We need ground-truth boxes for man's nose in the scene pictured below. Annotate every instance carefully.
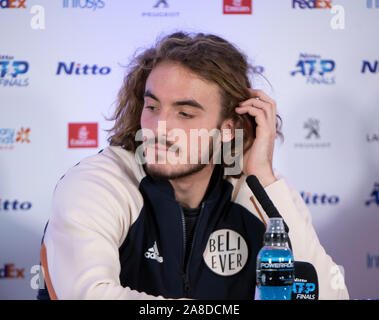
[152,110,174,137]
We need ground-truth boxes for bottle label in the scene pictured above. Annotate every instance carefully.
[260,261,294,270]
[257,257,294,287]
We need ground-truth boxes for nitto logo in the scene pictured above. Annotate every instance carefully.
[301,192,340,205]
[0,199,32,211]
[0,0,26,9]
[365,183,379,206]
[63,0,105,10]
[367,0,379,8]
[292,0,332,9]
[56,62,111,75]
[367,253,379,268]
[291,53,335,85]
[0,264,24,279]
[361,61,378,74]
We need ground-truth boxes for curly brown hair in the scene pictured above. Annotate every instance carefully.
[107,31,282,177]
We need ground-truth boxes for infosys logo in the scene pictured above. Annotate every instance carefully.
[56,62,111,75]
[0,127,31,150]
[292,0,332,9]
[63,0,105,10]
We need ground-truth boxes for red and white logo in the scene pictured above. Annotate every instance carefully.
[68,123,98,148]
[223,0,252,14]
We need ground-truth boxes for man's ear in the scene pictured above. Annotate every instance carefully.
[220,118,235,143]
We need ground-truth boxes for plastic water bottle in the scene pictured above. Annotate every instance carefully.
[256,218,294,300]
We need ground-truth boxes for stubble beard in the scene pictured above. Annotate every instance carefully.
[144,137,217,181]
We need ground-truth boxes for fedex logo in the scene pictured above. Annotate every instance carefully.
[292,0,332,9]
[0,264,24,279]
[0,0,26,8]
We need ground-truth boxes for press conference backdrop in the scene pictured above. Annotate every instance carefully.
[0,0,378,300]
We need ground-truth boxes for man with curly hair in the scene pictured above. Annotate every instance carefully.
[38,32,348,300]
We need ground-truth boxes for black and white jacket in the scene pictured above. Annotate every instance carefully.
[38,146,349,299]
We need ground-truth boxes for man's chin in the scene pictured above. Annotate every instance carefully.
[145,163,207,181]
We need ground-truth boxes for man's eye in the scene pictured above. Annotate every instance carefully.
[179,112,194,119]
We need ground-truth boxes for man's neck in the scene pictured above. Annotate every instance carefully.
[169,164,215,209]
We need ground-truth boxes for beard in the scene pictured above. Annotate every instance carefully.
[141,122,224,181]
[144,133,219,181]
[145,162,208,181]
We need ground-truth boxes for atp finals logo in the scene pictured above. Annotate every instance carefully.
[291,53,336,85]
[0,55,29,87]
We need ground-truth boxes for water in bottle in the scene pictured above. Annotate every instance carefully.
[256,218,294,300]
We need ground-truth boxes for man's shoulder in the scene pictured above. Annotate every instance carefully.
[57,146,146,191]
[49,147,145,245]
